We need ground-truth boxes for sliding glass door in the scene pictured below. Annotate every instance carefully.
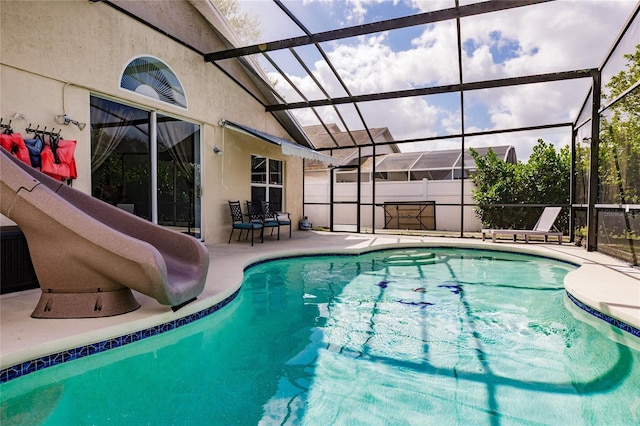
[157,114,201,236]
[90,96,201,238]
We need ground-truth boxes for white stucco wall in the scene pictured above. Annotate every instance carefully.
[0,0,304,243]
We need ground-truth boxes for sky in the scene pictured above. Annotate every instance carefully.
[232,0,639,161]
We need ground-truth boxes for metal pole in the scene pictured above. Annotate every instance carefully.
[371,144,376,234]
[586,70,601,251]
[356,146,361,233]
[569,127,576,242]
[330,166,335,232]
[150,112,158,224]
[456,1,465,237]
[302,158,306,219]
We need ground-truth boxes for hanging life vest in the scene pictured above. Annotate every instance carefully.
[0,133,32,166]
[24,135,44,168]
[41,137,77,183]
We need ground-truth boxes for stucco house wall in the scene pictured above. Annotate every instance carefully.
[0,0,304,243]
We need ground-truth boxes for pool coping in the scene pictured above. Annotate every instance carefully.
[1,233,639,383]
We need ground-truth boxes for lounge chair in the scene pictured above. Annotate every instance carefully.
[228,200,263,246]
[262,201,291,238]
[481,207,563,244]
[246,200,280,240]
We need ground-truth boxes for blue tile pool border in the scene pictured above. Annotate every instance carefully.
[0,288,241,384]
[566,291,640,338]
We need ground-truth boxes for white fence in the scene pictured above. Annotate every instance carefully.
[303,179,482,232]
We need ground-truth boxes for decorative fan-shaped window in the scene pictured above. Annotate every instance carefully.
[120,56,187,108]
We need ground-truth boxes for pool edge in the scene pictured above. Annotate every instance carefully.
[0,289,241,383]
[2,238,638,384]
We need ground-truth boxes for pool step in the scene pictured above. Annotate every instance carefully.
[384,251,448,265]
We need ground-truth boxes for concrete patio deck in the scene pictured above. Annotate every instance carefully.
[2,231,639,374]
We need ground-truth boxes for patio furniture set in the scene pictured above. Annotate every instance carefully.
[228,200,292,246]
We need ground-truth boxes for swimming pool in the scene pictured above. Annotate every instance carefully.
[1,248,639,425]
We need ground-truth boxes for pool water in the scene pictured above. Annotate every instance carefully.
[2,248,639,425]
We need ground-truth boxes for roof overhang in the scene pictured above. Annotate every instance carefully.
[220,120,340,166]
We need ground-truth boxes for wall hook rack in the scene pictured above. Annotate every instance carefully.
[25,124,62,138]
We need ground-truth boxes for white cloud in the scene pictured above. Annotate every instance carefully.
[361,96,442,138]
[460,1,635,75]
[463,45,501,81]
[263,0,636,160]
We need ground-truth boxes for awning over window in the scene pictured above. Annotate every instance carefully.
[220,120,340,166]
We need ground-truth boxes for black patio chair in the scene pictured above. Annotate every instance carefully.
[246,200,280,240]
[262,201,291,238]
[228,200,263,246]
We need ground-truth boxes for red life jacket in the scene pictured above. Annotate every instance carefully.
[41,138,77,182]
[0,133,31,166]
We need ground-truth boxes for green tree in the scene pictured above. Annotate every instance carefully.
[599,44,640,205]
[470,139,570,232]
[606,44,640,115]
[524,140,571,205]
[469,147,526,229]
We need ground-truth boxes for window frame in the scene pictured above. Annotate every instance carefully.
[119,55,188,109]
[251,155,285,210]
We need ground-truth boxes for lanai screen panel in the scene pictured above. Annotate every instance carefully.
[601,10,640,90]
[203,0,638,217]
[575,89,594,132]
[356,92,462,144]
[463,80,591,132]
[288,44,351,100]
[459,1,633,83]
[231,0,305,44]
[206,0,635,154]
[323,22,460,98]
[278,0,456,33]
[332,103,371,140]
[291,106,355,147]
[260,49,324,103]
